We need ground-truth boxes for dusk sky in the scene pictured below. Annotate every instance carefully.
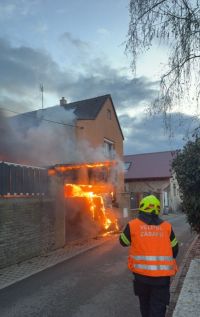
[0,0,198,155]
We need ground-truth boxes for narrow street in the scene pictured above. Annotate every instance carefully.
[0,213,194,317]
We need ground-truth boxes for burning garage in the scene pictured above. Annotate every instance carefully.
[49,160,120,241]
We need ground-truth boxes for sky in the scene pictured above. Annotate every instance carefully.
[0,0,198,156]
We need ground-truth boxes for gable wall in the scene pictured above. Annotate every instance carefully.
[76,98,123,158]
[75,98,124,209]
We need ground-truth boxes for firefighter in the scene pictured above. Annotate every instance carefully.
[119,195,178,317]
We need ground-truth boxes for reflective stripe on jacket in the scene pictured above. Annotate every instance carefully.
[128,218,178,277]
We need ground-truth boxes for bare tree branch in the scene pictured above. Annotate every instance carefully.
[126,0,200,131]
[138,0,168,19]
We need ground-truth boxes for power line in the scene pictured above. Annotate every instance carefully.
[42,118,83,129]
[0,107,84,129]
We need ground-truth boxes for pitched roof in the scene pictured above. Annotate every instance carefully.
[66,94,109,119]
[10,94,124,138]
[124,151,176,180]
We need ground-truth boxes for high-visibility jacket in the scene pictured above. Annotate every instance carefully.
[128,218,178,277]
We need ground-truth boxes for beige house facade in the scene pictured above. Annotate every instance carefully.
[75,96,123,160]
[73,95,124,205]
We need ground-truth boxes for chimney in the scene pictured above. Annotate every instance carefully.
[60,97,67,106]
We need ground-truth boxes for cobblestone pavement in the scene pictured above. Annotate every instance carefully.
[0,234,117,290]
[167,234,200,317]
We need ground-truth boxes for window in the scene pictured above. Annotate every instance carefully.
[124,162,132,172]
[103,139,115,158]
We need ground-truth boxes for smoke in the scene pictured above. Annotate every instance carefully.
[0,108,124,241]
[0,107,80,165]
[0,107,124,170]
[0,109,24,162]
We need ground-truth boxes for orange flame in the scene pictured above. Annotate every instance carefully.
[48,161,119,233]
[64,183,118,231]
[48,160,116,175]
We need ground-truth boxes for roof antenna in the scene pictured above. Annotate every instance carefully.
[40,84,44,109]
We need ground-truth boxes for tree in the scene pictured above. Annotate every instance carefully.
[172,135,200,233]
[126,0,200,118]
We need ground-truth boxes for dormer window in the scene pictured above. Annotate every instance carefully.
[124,162,132,172]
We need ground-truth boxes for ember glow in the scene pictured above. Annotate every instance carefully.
[64,183,118,231]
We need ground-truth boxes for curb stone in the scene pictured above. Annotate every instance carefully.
[166,234,200,317]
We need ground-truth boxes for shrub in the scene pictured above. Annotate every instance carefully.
[172,136,200,233]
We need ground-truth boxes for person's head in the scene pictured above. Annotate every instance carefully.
[139,195,160,215]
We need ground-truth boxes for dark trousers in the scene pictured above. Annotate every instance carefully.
[133,280,170,317]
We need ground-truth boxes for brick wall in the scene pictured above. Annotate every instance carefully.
[0,196,65,269]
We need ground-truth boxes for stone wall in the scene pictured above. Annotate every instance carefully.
[0,196,65,269]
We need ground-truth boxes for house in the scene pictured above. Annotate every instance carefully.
[124,151,181,213]
[10,94,124,205]
[0,95,125,268]
[11,94,124,160]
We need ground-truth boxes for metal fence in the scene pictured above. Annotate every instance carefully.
[0,161,49,196]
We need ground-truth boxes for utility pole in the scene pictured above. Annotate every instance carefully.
[40,84,44,109]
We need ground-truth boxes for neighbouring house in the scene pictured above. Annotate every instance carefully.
[123,151,181,214]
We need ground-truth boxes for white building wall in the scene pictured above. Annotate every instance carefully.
[169,174,182,212]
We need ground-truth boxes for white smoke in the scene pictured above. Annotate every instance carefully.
[1,106,124,170]
[1,106,77,165]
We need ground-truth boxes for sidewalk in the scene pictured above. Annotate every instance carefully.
[0,234,116,290]
[167,234,200,317]
[173,258,200,317]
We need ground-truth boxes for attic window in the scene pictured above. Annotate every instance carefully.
[107,109,111,120]
[124,162,132,172]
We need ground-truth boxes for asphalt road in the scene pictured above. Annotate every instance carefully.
[0,213,194,317]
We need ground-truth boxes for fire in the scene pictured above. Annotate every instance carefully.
[49,161,119,234]
[64,183,119,232]
[48,160,117,175]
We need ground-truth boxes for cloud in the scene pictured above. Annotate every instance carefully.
[0,3,16,18]
[1,37,199,157]
[61,32,90,51]
[97,28,110,36]
[0,38,60,92]
[0,95,36,114]
[0,38,71,112]
[34,22,48,34]
[120,112,200,154]
[0,1,38,18]
[66,61,157,105]
[0,37,158,116]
